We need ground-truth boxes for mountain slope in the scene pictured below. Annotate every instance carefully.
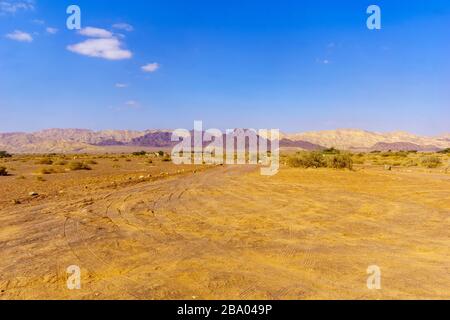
[0,128,449,153]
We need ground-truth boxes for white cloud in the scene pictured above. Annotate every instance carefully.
[141,62,160,73]
[67,38,132,60]
[115,83,129,88]
[78,27,113,38]
[5,30,32,42]
[112,23,134,32]
[46,27,58,34]
[68,26,132,61]
[0,0,34,14]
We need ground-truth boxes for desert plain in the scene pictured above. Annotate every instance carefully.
[0,151,449,299]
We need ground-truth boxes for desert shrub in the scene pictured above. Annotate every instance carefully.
[54,160,68,166]
[36,167,55,175]
[36,158,53,165]
[0,166,8,176]
[0,151,12,158]
[84,160,98,165]
[162,155,172,162]
[112,158,119,162]
[132,151,147,156]
[326,153,353,170]
[126,159,132,162]
[36,176,46,182]
[438,148,450,154]
[147,159,153,164]
[112,164,121,169]
[158,151,165,157]
[288,152,326,168]
[322,147,341,155]
[403,159,418,167]
[68,161,92,171]
[421,156,442,168]
[393,151,409,158]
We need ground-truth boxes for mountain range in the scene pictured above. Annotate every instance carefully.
[0,128,449,153]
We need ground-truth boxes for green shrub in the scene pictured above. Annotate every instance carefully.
[326,153,353,170]
[421,156,442,168]
[0,151,12,158]
[132,151,147,156]
[288,152,326,168]
[0,166,8,176]
[68,161,92,171]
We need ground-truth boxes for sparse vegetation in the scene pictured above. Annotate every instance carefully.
[288,152,326,168]
[132,151,147,156]
[68,161,92,171]
[54,160,68,166]
[0,166,8,176]
[326,153,353,170]
[0,151,12,158]
[322,147,340,155]
[438,148,450,154]
[35,158,53,165]
[421,156,442,168]
[36,167,56,175]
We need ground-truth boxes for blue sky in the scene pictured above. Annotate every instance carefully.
[0,0,449,135]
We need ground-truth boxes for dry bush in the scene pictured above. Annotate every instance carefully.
[0,166,8,176]
[36,158,53,165]
[421,156,442,168]
[54,160,68,166]
[327,153,353,170]
[288,151,353,170]
[36,167,56,175]
[0,151,12,158]
[68,161,92,171]
[288,152,326,168]
[132,151,147,156]
[84,160,98,165]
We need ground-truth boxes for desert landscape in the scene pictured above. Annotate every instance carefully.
[2,0,450,303]
[1,138,449,299]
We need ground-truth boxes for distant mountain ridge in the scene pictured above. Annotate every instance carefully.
[0,128,448,153]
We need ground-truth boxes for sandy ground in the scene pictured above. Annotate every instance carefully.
[0,160,449,299]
